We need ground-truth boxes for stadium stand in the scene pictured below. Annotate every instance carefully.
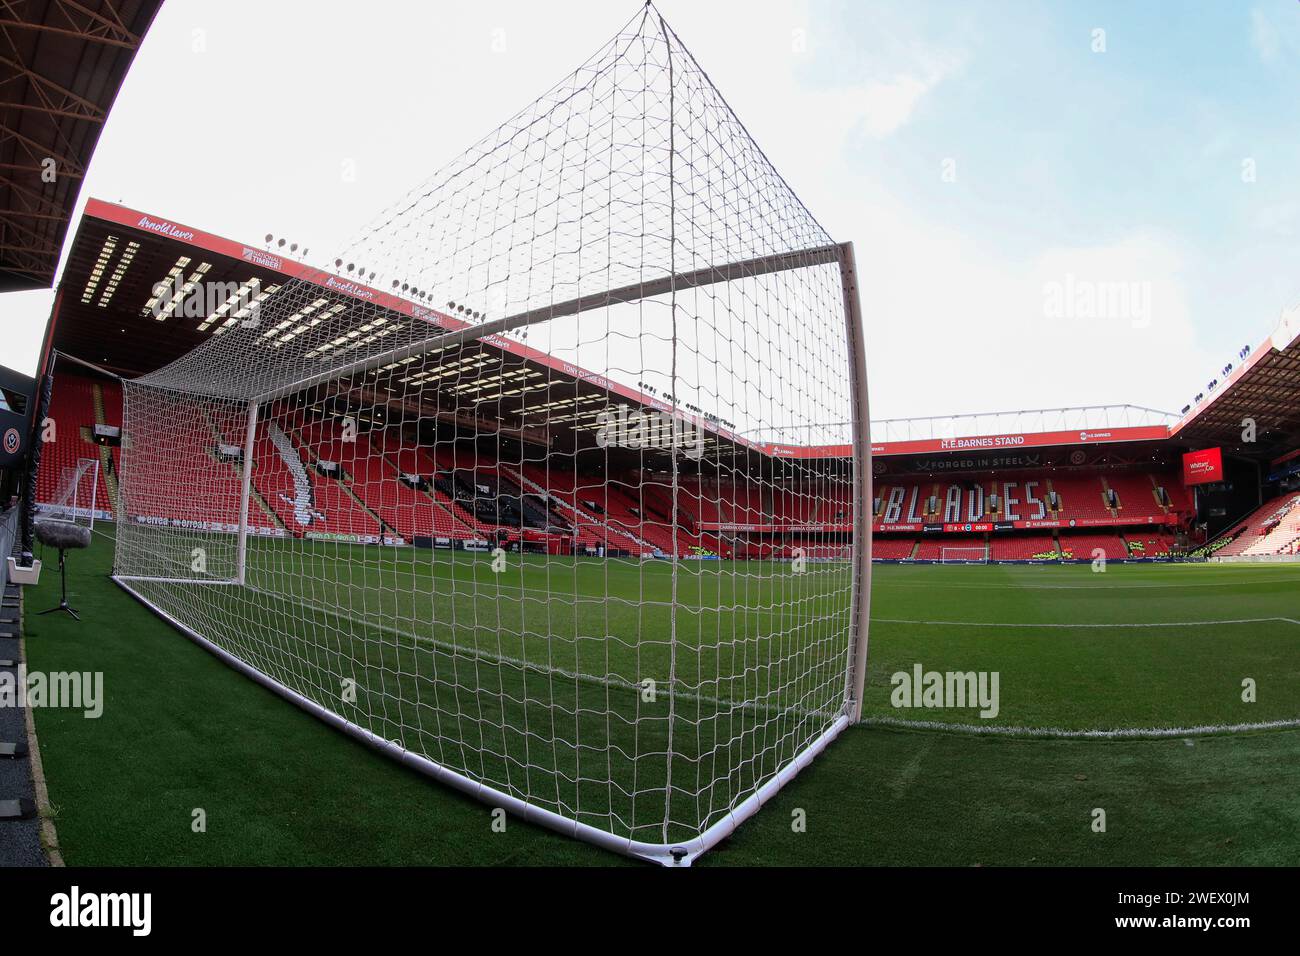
[1058,532,1128,560]
[117,392,271,530]
[36,372,112,516]
[989,535,1058,560]
[372,431,485,537]
[1105,473,1170,519]
[515,464,644,552]
[872,537,916,560]
[873,472,1188,527]
[1126,532,1178,557]
[38,373,1210,560]
[1212,493,1300,557]
[914,536,984,560]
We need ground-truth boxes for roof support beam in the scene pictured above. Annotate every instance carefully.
[0,174,64,216]
[0,53,109,122]
[0,121,88,177]
[0,0,141,50]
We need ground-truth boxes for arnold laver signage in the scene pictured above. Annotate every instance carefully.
[322,276,377,300]
[135,215,195,242]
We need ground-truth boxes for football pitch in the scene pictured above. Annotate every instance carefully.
[20,526,1300,865]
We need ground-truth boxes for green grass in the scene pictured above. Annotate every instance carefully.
[22,526,1300,865]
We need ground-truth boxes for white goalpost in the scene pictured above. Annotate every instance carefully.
[941,546,987,564]
[111,3,869,865]
[44,457,100,530]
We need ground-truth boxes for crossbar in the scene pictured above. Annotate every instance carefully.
[253,243,843,404]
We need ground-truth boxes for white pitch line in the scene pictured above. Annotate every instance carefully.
[879,576,1300,590]
[861,715,1300,739]
[871,616,1300,629]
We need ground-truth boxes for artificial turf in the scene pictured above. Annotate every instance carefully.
[21,526,1300,865]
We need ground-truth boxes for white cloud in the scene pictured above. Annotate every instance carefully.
[846,187,1214,420]
[1251,7,1281,63]
[849,57,958,139]
[1250,5,1300,66]
[806,28,964,140]
[0,289,55,375]
[1252,198,1300,237]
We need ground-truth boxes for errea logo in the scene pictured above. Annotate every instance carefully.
[50,886,151,936]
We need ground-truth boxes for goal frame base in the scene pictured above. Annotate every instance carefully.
[111,573,853,866]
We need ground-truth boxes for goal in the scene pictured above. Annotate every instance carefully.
[941,546,987,564]
[112,3,869,865]
[43,457,100,529]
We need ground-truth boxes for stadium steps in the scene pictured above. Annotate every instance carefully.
[431,472,491,532]
[90,382,121,518]
[376,451,477,536]
[908,540,919,560]
[504,465,650,552]
[1098,476,1119,518]
[287,425,392,537]
[96,445,120,519]
[195,407,284,531]
[248,486,285,530]
[1148,473,1171,515]
[222,411,286,530]
[336,479,391,536]
[268,423,316,525]
[371,436,486,536]
[91,381,105,427]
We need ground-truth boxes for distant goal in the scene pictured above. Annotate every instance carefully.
[941,546,987,564]
[42,457,100,530]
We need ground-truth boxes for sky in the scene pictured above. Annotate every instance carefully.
[3,0,1299,428]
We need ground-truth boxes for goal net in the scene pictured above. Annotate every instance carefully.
[941,546,987,564]
[43,457,100,529]
[112,3,868,865]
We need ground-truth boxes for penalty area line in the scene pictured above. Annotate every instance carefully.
[872,616,1300,629]
[861,715,1300,739]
